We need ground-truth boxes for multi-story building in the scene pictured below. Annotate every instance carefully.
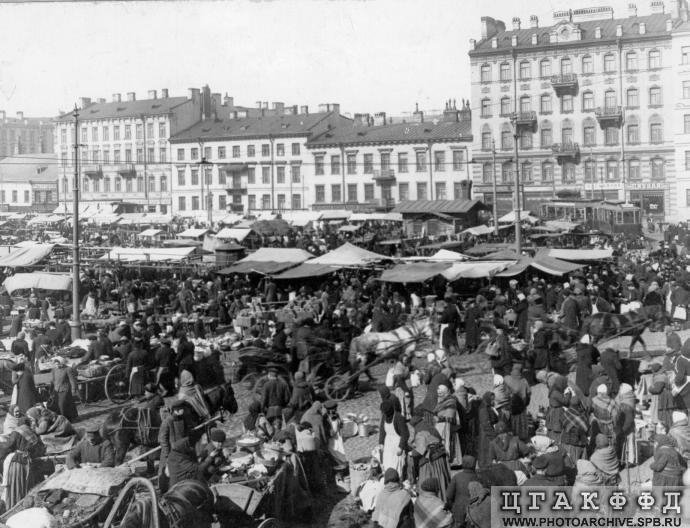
[168,105,350,216]
[469,2,683,221]
[53,86,214,214]
[671,2,690,220]
[305,104,473,210]
[0,153,58,212]
[0,111,54,158]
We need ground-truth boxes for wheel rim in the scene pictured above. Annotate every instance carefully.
[240,373,257,391]
[105,364,129,403]
[257,518,277,528]
[325,374,351,401]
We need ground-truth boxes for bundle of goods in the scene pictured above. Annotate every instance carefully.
[77,361,108,379]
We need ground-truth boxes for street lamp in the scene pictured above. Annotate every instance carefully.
[70,105,81,341]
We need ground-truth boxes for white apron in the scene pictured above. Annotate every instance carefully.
[327,418,347,466]
[381,420,405,476]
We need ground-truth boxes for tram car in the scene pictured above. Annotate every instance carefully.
[540,199,642,235]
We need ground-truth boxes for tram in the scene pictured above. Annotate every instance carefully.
[539,199,642,235]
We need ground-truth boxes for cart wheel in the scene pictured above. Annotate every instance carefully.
[257,518,278,528]
[324,374,352,401]
[240,373,258,392]
[309,361,333,386]
[105,364,129,404]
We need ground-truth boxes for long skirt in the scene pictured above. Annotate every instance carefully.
[129,366,146,397]
[298,450,323,494]
[562,443,586,467]
[2,453,37,510]
[510,411,530,441]
[418,453,451,502]
[436,420,462,468]
[652,472,683,487]
[57,390,78,422]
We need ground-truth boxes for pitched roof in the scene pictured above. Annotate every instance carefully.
[307,120,471,148]
[0,154,58,183]
[393,199,486,215]
[470,13,672,55]
[55,97,190,122]
[169,112,337,143]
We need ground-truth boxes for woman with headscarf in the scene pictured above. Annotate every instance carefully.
[418,366,451,425]
[492,374,511,426]
[3,405,23,435]
[378,399,409,476]
[301,401,331,490]
[615,383,637,465]
[650,434,686,487]
[177,370,210,422]
[465,482,491,528]
[392,366,413,420]
[410,415,451,502]
[0,416,47,509]
[243,400,273,440]
[648,363,676,431]
[372,468,414,528]
[590,384,619,452]
[589,434,619,486]
[414,477,453,528]
[559,395,589,466]
[503,363,531,441]
[574,342,597,397]
[11,362,38,414]
[545,374,571,443]
[571,460,604,509]
[434,384,462,468]
[600,348,622,395]
[477,392,498,469]
[487,421,529,474]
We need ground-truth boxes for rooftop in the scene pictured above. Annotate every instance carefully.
[393,198,486,215]
[0,153,58,183]
[55,96,190,122]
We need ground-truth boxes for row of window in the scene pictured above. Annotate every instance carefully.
[480,118,664,150]
[174,165,303,187]
[61,122,168,146]
[0,190,31,204]
[62,174,168,194]
[479,50,662,83]
[176,142,301,162]
[482,87,662,119]
[313,150,466,176]
[177,194,228,211]
[480,158,665,184]
[242,194,303,211]
[313,181,464,203]
[61,146,168,166]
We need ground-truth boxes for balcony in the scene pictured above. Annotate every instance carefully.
[82,164,103,178]
[113,164,137,178]
[228,203,244,213]
[512,111,537,132]
[551,142,580,162]
[227,186,248,195]
[550,73,578,96]
[373,169,396,184]
[594,106,623,129]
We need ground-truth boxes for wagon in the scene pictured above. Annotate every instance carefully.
[33,361,130,405]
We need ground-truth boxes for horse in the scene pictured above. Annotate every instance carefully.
[581,305,667,355]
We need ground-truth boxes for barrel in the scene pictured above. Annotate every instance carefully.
[349,457,370,497]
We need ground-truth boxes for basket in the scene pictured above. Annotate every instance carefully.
[348,458,370,497]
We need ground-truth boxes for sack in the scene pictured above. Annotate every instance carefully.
[385,368,395,388]
[674,306,687,321]
[484,338,500,358]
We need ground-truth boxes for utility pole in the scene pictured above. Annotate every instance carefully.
[511,49,522,255]
[71,105,81,341]
[491,139,498,235]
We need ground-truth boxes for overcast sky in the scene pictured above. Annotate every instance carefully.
[0,0,648,118]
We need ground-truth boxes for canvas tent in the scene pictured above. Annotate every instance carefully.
[216,228,252,242]
[274,243,386,279]
[178,228,211,240]
[99,247,199,263]
[3,272,71,294]
[219,248,313,275]
[496,255,583,277]
[0,244,55,268]
[441,261,513,281]
[378,262,452,283]
[544,248,614,261]
[498,211,540,224]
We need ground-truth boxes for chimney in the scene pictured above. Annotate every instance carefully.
[412,103,424,123]
[628,3,638,16]
[148,90,157,100]
[327,103,340,114]
[480,16,505,39]
[160,88,168,98]
[354,113,370,127]
[223,94,234,107]
[512,17,521,30]
[126,92,135,102]
[595,26,602,38]
[469,38,477,49]
[112,93,121,103]
[286,105,298,115]
[616,24,623,36]
[300,105,309,114]
[491,37,498,48]
[188,88,200,102]
[16,111,23,120]
[442,100,460,122]
[373,112,387,126]
[79,97,91,108]
[318,104,329,113]
[201,85,212,120]
[529,15,539,28]
[531,33,538,44]
[272,102,285,114]
[459,100,472,123]
[97,98,106,104]
[640,22,646,33]
[211,93,222,110]
[651,0,665,14]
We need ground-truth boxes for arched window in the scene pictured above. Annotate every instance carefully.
[562,162,576,184]
[521,161,533,182]
[560,57,572,75]
[540,94,552,113]
[481,124,492,150]
[651,157,665,179]
[482,162,493,183]
[93,178,100,193]
[160,175,167,192]
[625,51,638,71]
[480,64,491,83]
[540,58,551,78]
[519,129,532,149]
[603,53,616,73]
[125,178,133,193]
[136,176,144,192]
[500,97,512,116]
[649,86,662,106]
[103,176,110,192]
[627,88,639,108]
[650,115,663,144]
[584,159,596,183]
[541,161,554,183]
[583,118,596,146]
[519,95,531,113]
[115,176,122,192]
[500,62,511,81]
[540,121,552,147]
[501,161,513,183]
[582,91,594,111]
[604,89,617,109]
[649,49,662,69]
[148,175,156,192]
[628,158,641,180]
[519,60,531,80]
[581,55,593,74]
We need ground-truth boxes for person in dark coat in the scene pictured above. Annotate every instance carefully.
[10,332,29,357]
[166,434,216,487]
[514,293,529,340]
[674,339,690,411]
[50,356,78,422]
[261,365,291,419]
[11,363,38,413]
[545,375,571,442]
[476,392,498,469]
[126,338,148,397]
[528,320,550,384]
[445,455,480,528]
[465,482,491,528]
[600,347,622,395]
[463,299,482,354]
[155,336,176,394]
[575,342,599,397]
[66,423,115,468]
[650,435,686,487]
[440,295,461,355]
[503,363,531,441]
[559,290,580,336]
[522,455,555,486]
[158,400,195,493]
[419,366,451,424]
[30,328,52,367]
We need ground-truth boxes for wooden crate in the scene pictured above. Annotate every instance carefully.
[212,483,265,516]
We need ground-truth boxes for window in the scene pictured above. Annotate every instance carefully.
[10,190,17,203]
[651,157,665,179]
[291,194,301,209]
[178,197,186,211]
[331,184,342,202]
[628,159,641,180]
[247,145,255,157]
[561,95,573,113]
[261,166,270,184]
[115,177,122,192]
[82,150,88,163]
[158,174,166,192]
[605,127,618,145]
[562,163,576,184]
[146,122,154,139]
[218,169,226,186]
[81,127,87,142]
[480,163,492,184]
[89,127,97,142]
[125,149,132,162]
[627,124,639,144]
[560,57,572,75]
[136,148,143,163]
[416,182,427,200]
[540,125,552,148]
[685,115,690,134]
[291,164,300,183]
[603,53,616,73]
[347,184,358,202]
[364,153,374,173]
[398,153,408,173]
[500,62,511,81]
[519,96,531,113]
[276,166,285,184]
[684,81,690,99]
[606,160,618,181]
[276,194,286,210]
[683,47,690,65]
[650,121,663,144]
[113,126,120,141]
[125,178,133,193]
[398,182,409,201]
[261,144,270,156]
[686,189,690,207]
[521,162,533,183]
[190,148,199,161]
[604,90,617,109]
[584,160,595,183]
[276,143,285,156]
[331,155,340,175]
[500,97,512,116]
[582,91,594,111]
[540,59,551,78]
[501,161,513,183]
[102,176,110,192]
[261,194,270,210]
[291,143,300,155]
[381,152,391,171]
[315,185,325,203]
[583,124,596,146]
[435,182,447,200]
[582,55,593,74]
[519,129,532,149]
[649,87,662,106]
[159,148,166,163]
[92,149,99,163]
[137,176,144,192]
[627,88,639,108]
[176,149,184,161]
[248,195,256,210]
[201,147,210,161]
[626,52,638,71]
[192,196,200,210]
[649,49,661,69]
[481,131,492,151]
[480,64,491,83]
[452,150,464,170]
[191,168,199,185]
[228,145,238,158]
[315,155,324,175]
[159,122,166,138]
[102,126,109,142]
[501,129,512,150]
[216,146,226,159]
[219,194,226,210]
[147,147,154,162]
[519,61,531,80]
[540,94,552,114]
[60,129,66,144]
[541,162,553,183]
[247,167,255,184]
[364,183,374,201]
[136,124,143,140]
[434,151,445,171]
[415,151,426,172]
[177,168,185,186]
[561,125,573,144]
[480,99,491,118]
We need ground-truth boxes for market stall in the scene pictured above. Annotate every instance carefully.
[274,242,386,280]
[219,248,314,276]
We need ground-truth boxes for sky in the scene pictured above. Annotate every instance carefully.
[0,0,652,118]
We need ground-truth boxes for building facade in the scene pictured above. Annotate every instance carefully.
[304,105,473,211]
[0,111,54,158]
[168,105,350,216]
[672,7,690,221]
[0,153,58,212]
[469,2,683,221]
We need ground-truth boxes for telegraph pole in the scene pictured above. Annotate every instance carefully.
[71,105,81,341]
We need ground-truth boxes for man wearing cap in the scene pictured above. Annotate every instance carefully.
[445,455,479,528]
[166,431,218,487]
[523,455,555,486]
[31,327,52,369]
[558,287,580,338]
[126,336,148,397]
[10,332,28,358]
[66,423,115,469]
[261,365,291,419]
[158,400,194,493]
